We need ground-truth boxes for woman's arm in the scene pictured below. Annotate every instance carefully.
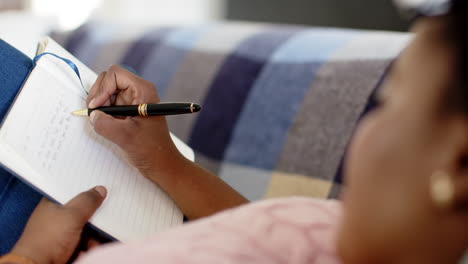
[147,155,248,220]
[87,65,248,220]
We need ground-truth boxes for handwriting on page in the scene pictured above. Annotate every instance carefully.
[37,93,71,171]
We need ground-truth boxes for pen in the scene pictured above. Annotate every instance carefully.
[71,102,201,117]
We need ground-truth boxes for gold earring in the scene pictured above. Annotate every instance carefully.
[430,170,455,210]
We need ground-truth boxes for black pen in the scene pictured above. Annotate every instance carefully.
[71,102,201,117]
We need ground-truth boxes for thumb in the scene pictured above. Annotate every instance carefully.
[90,110,134,147]
[64,186,107,225]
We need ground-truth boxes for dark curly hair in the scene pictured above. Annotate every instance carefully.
[443,0,468,113]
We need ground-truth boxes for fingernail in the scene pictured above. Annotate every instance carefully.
[88,98,96,108]
[90,111,97,126]
[95,186,107,198]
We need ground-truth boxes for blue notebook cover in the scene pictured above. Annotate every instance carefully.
[0,39,32,122]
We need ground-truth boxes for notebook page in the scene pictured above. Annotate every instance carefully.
[37,37,98,93]
[0,53,184,241]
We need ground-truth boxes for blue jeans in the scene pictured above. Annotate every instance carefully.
[0,40,42,255]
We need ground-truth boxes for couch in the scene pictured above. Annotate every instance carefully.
[51,21,411,201]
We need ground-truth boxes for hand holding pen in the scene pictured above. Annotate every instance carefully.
[80,65,201,118]
[84,65,195,181]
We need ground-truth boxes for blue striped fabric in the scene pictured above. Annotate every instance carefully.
[224,29,359,170]
[190,29,299,161]
[121,28,174,75]
[55,22,410,201]
[140,27,211,97]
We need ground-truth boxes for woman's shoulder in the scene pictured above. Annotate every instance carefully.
[76,198,343,264]
[228,196,342,219]
[210,197,343,233]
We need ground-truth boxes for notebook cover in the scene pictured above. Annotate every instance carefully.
[0,39,32,122]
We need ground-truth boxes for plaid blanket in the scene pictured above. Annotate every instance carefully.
[55,22,411,201]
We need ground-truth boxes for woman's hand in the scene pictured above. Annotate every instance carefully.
[87,65,248,220]
[10,186,106,264]
[86,65,184,180]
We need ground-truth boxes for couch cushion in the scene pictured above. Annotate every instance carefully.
[55,22,411,200]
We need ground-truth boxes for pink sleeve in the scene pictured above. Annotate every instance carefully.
[75,198,343,264]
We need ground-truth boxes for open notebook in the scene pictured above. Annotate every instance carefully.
[0,37,193,241]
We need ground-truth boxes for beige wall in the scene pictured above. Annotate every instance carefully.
[0,0,27,10]
[94,0,226,25]
[25,0,226,30]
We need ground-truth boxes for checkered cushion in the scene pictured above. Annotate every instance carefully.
[54,22,410,200]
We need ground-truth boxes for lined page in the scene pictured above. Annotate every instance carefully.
[0,50,186,241]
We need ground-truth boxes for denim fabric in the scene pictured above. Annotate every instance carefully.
[0,39,42,255]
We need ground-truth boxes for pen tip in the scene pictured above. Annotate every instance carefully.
[193,104,201,113]
[71,109,88,116]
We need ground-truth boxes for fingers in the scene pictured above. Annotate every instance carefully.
[90,110,135,148]
[64,186,107,225]
[88,65,137,109]
[87,71,106,107]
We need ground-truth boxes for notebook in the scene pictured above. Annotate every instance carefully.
[0,37,193,241]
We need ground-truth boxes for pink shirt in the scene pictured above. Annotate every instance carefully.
[76,198,342,264]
